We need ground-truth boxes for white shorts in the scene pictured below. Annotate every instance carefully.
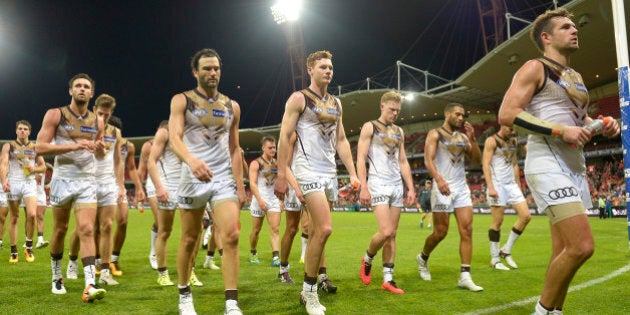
[487,181,525,207]
[7,180,38,201]
[49,178,97,207]
[297,175,338,202]
[284,187,302,212]
[97,180,119,207]
[177,179,238,210]
[368,180,404,207]
[37,188,47,207]
[250,196,281,217]
[145,179,156,199]
[525,172,591,213]
[0,192,7,207]
[158,187,179,211]
[431,181,472,212]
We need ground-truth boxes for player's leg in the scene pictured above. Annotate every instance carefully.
[488,206,508,270]
[454,206,483,291]
[156,208,176,286]
[111,199,129,275]
[266,209,281,266]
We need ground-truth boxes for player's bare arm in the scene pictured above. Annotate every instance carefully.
[147,127,169,203]
[398,128,416,205]
[228,100,246,205]
[274,92,304,199]
[35,108,94,156]
[356,122,373,205]
[499,60,592,146]
[482,136,498,199]
[425,129,449,196]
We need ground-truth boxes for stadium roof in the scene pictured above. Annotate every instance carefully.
[127,0,626,152]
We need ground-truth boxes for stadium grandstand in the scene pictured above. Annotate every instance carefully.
[26,0,627,217]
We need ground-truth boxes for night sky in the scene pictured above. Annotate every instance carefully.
[0,0,558,139]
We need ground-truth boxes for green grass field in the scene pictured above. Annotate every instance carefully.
[0,209,629,314]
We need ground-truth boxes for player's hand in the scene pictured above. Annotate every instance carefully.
[76,139,95,152]
[259,200,268,212]
[236,186,246,207]
[2,180,9,192]
[359,187,371,206]
[601,117,620,138]
[349,176,361,191]
[562,126,592,146]
[156,186,169,203]
[405,189,416,206]
[488,187,498,200]
[295,188,305,203]
[135,188,146,205]
[437,178,450,196]
[464,121,476,140]
[274,177,288,201]
[117,186,125,204]
[188,157,213,182]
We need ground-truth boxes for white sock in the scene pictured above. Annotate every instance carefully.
[150,229,158,256]
[84,264,96,287]
[226,299,238,309]
[111,254,119,263]
[300,236,307,258]
[502,230,521,254]
[280,264,289,274]
[302,281,316,293]
[51,257,63,281]
[38,235,44,243]
[383,266,393,283]
[363,252,373,265]
[490,241,500,262]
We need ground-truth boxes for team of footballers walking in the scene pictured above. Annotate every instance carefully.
[0,7,621,315]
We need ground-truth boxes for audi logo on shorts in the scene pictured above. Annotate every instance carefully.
[178,196,194,205]
[547,187,578,200]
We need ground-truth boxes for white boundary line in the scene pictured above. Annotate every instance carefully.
[458,263,630,315]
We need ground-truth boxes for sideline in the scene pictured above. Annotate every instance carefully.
[458,263,630,315]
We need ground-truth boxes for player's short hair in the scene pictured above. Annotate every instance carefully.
[68,73,95,91]
[306,50,333,68]
[381,91,402,104]
[16,120,31,130]
[191,48,222,71]
[444,103,464,114]
[261,135,276,146]
[530,8,574,52]
[94,94,117,111]
[109,116,123,130]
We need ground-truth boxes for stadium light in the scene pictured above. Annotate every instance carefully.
[270,0,303,24]
[404,94,415,101]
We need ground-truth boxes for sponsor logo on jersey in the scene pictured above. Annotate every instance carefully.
[62,124,76,131]
[212,109,226,118]
[192,108,209,116]
[81,126,97,134]
[104,136,116,143]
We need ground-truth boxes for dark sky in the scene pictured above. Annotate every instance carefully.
[0,0,557,139]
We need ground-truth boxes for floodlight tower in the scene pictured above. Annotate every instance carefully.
[476,0,506,54]
[271,0,306,91]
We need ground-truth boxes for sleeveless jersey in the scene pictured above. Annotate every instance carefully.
[94,124,119,181]
[524,59,588,174]
[181,90,234,182]
[490,134,518,184]
[367,120,403,185]
[255,156,278,199]
[157,132,182,190]
[8,140,37,182]
[293,88,341,178]
[434,127,468,185]
[53,106,98,179]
